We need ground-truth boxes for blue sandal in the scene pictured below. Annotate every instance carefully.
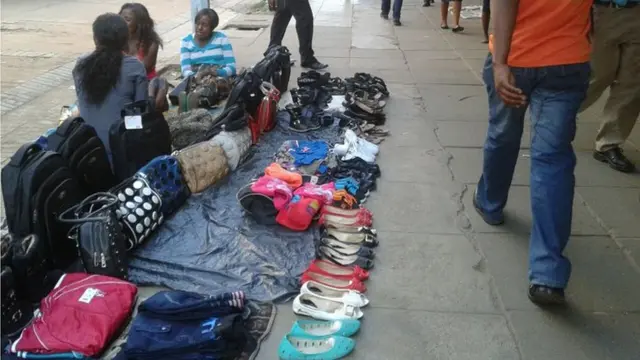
[290,319,361,338]
[279,334,355,360]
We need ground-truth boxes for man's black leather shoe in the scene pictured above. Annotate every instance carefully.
[593,147,636,173]
[528,284,566,306]
[301,60,328,70]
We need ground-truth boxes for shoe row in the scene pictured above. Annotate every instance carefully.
[278,319,360,359]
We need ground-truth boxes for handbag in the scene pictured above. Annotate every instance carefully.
[256,82,281,134]
[58,193,128,279]
[111,177,164,250]
[174,142,229,194]
[136,155,190,216]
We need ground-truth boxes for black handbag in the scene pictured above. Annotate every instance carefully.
[59,192,128,279]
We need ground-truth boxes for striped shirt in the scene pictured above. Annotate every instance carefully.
[180,31,237,78]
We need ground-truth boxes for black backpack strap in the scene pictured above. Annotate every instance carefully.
[8,143,42,167]
[47,117,84,150]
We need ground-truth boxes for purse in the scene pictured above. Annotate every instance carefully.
[58,193,128,279]
[256,82,281,134]
[111,177,164,250]
[174,142,229,194]
[136,155,190,216]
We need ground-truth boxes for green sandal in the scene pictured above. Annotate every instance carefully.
[289,319,361,338]
[278,334,355,360]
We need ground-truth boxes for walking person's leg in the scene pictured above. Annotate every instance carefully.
[289,0,327,69]
[440,0,450,28]
[474,54,529,226]
[381,0,391,19]
[392,0,403,25]
[527,63,590,305]
[268,0,293,49]
[481,0,490,43]
[451,0,464,32]
[588,8,640,173]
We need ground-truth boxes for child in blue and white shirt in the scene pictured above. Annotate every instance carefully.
[180,9,237,78]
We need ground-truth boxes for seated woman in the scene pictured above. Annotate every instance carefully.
[120,2,168,112]
[179,9,237,79]
[73,13,148,157]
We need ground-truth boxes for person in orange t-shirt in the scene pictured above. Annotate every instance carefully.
[473,0,592,306]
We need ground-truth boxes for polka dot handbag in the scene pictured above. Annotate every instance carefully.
[110,176,164,250]
[136,155,190,216]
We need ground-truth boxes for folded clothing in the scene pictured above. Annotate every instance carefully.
[333,129,379,163]
[288,140,329,167]
[264,163,302,189]
[276,196,321,231]
[116,291,247,360]
[294,182,335,205]
[251,176,293,210]
[9,273,137,358]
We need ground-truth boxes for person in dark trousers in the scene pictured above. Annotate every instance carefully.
[267,0,327,70]
[380,0,403,26]
[481,0,490,43]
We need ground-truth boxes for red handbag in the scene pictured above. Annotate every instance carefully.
[256,82,281,134]
[248,114,260,144]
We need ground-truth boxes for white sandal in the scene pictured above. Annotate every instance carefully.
[293,293,364,321]
[301,280,370,307]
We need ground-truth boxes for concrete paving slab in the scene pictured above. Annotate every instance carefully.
[418,84,487,121]
[366,180,463,234]
[349,48,405,59]
[385,83,422,100]
[463,185,608,236]
[406,58,475,72]
[349,57,409,70]
[377,147,453,184]
[351,34,399,50]
[366,232,500,313]
[578,187,640,238]
[476,233,640,312]
[456,49,490,59]
[448,147,530,185]
[575,151,640,188]
[509,311,640,360]
[383,113,441,148]
[618,238,640,266]
[346,308,520,360]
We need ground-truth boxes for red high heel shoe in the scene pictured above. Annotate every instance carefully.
[307,259,369,281]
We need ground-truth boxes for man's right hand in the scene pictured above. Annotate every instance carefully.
[493,63,526,107]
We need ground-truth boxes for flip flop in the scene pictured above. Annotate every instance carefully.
[301,280,370,307]
[289,319,361,338]
[278,334,355,360]
[307,259,370,281]
[293,293,364,320]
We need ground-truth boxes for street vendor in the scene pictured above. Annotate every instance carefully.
[73,13,148,156]
[179,8,237,78]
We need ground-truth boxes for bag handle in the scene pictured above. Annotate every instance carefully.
[47,117,84,150]
[58,192,119,224]
[9,143,42,167]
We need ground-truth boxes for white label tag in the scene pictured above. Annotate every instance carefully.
[78,288,97,304]
[310,176,319,185]
[124,115,143,130]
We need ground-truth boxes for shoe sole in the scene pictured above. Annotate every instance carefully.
[527,292,566,306]
[472,190,504,226]
[593,152,636,173]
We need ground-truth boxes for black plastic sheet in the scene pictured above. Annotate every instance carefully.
[129,112,343,302]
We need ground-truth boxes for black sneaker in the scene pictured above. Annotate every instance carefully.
[593,147,636,173]
[301,60,328,71]
[528,284,566,306]
[393,19,402,26]
[380,12,389,20]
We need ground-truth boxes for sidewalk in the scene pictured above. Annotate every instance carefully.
[1,0,639,358]
[251,0,640,359]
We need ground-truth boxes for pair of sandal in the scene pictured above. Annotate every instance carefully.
[441,24,465,33]
[279,319,360,359]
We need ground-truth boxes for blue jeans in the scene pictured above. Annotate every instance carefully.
[381,0,403,20]
[477,54,590,288]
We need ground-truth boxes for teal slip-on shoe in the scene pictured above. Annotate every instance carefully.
[289,319,361,338]
[278,334,355,360]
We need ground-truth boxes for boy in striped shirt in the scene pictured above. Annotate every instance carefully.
[180,9,236,78]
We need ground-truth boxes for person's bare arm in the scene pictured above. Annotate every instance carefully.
[142,42,159,76]
[492,0,526,106]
